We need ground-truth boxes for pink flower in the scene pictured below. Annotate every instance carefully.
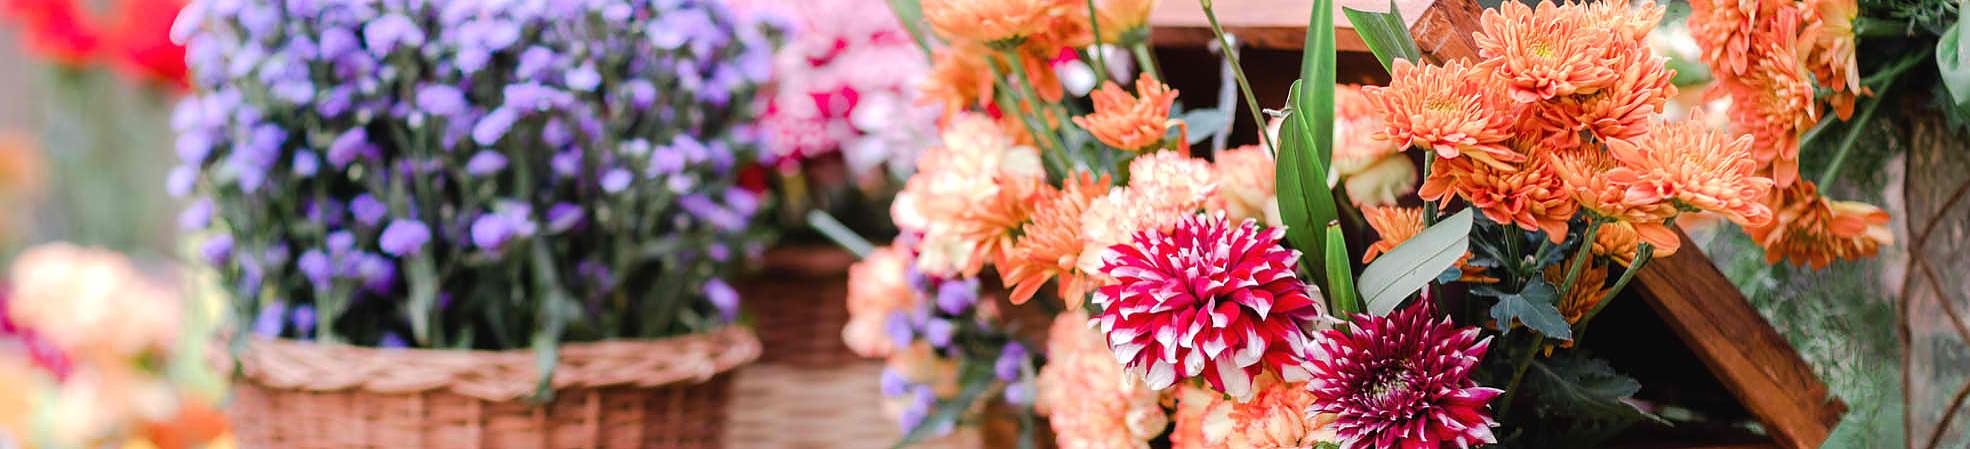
[1303,302,1501,449]
[1093,212,1319,399]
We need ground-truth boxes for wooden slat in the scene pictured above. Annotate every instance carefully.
[1633,230,1846,449]
[1148,0,1435,50]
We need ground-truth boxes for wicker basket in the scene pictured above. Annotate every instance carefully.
[738,245,859,366]
[227,326,760,449]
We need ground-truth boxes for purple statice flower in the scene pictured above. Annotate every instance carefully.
[357,253,397,293]
[291,304,317,337]
[165,166,198,198]
[879,368,910,396]
[600,168,632,193]
[327,128,374,168]
[362,14,425,57]
[416,84,469,116]
[1004,379,1034,406]
[934,278,977,315]
[298,249,331,289]
[251,301,287,337]
[378,332,407,348]
[470,203,535,250]
[200,235,235,265]
[545,203,584,233]
[292,150,320,176]
[179,198,213,230]
[994,342,1026,381]
[378,219,431,256]
[350,194,387,226]
[884,311,914,348]
[471,107,519,146]
[922,318,954,348]
[678,194,745,232]
[465,151,507,175]
[704,278,739,323]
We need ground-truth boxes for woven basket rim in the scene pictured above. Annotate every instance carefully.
[235,325,760,402]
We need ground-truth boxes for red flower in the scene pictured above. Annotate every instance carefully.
[2,0,103,66]
[104,0,188,87]
[1304,302,1501,449]
[1092,212,1320,399]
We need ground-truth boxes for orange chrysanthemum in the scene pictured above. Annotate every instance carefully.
[1475,0,1620,103]
[1585,0,1666,42]
[1366,60,1524,169]
[1687,0,1794,76]
[1362,207,1496,283]
[1607,116,1776,227]
[1419,149,1575,243]
[1002,173,1112,306]
[1075,74,1184,152]
[1531,47,1678,148]
[1027,0,1094,50]
[1702,4,1819,186]
[1546,148,1683,254]
[922,0,1064,45]
[919,46,996,117]
[1803,0,1869,119]
[1745,181,1892,269]
[844,246,916,357]
[1210,145,1277,224]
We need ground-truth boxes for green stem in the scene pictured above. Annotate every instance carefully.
[1422,155,1437,225]
[1199,1,1276,156]
[1497,334,1543,418]
[1557,221,1602,298]
[1817,50,1916,187]
[1572,244,1655,343]
[1131,42,1163,81]
[990,55,1072,177]
[1852,17,1908,38]
[806,210,875,258]
[1085,0,1112,85]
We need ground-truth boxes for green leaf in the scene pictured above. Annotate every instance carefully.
[1300,0,1337,167]
[1488,279,1573,340]
[1342,1,1423,71]
[1323,223,1359,315]
[1359,209,1472,316]
[1179,108,1232,144]
[895,360,996,447]
[885,0,936,55]
[1273,82,1339,285]
[1938,13,1970,113]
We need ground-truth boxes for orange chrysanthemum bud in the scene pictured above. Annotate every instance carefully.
[1745,181,1893,269]
[1074,74,1184,153]
[1475,0,1620,103]
[1365,60,1524,169]
[1606,116,1776,228]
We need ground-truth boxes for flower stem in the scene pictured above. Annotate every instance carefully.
[1198,1,1275,156]
[1085,0,1113,85]
[1571,243,1655,344]
[1002,49,1079,167]
[1497,334,1543,419]
[1816,49,1917,187]
[1557,220,1603,300]
[992,52,1073,176]
[1131,42,1163,81]
[1422,156,1437,225]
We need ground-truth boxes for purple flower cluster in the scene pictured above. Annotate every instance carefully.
[172,0,782,349]
[872,261,1037,435]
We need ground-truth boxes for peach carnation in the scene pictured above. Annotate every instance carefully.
[1037,311,1169,449]
[899,113,1049,276]
[1209,146,1278,225]
[844,246,917,357]
[1169,374,1338,449]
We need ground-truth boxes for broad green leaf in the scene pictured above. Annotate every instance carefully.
[1300,0,1337,167]
[1323,223,1359,315]
[1359,209,1472,316]
[1273,81,1338,285]
[1488,279,1573,340]
[1179,108,1232,144]
[1342,1,1422,71]
[1939,13,1970,112]
[895,360,996,447]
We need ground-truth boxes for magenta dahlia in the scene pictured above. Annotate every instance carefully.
[1303,302,1501,449]
[1092,212,1320,399]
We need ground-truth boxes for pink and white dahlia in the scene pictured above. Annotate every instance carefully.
[1303,303,1501,449]
[1092,212,1319,399]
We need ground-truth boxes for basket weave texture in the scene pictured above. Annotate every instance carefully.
[228,326,760,449]
[740,245,858,366]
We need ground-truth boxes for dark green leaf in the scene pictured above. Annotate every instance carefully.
[895,361,997,447]
[1490,279,1573,340]
[1519,354,1669,446]
[1341,1,1422,71]
[1938,13,1970,112]
[1323,223,1359,315]
[1359,209,1472,315]
[1300,0,1337,167]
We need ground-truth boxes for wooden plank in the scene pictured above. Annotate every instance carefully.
[1147,0,1435,50]
[1633,229,1846,449]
